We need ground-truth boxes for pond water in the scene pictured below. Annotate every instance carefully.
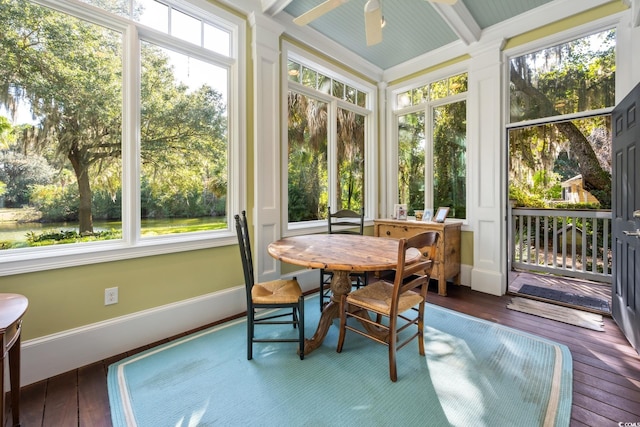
[0,216,226,243]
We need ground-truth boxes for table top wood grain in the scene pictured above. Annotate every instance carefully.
[267,234,419,272]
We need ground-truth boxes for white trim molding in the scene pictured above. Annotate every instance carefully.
[249,12,284,283]
[468,39,506,296]
[431,0,481,45]
[20,272,321,387]
[21,287,245,387]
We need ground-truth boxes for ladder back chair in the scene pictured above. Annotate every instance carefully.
[320,206,367,310]
[234,211,305,360]
[336,231,439,381]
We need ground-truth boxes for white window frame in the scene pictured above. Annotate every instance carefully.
[1,0,245,276]
[504,18,620,130]
[281,43,377,235]
[387,66,469,221]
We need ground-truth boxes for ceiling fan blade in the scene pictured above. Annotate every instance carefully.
[293,0,349,26]
[364,0,382,46]
[428,0,458,4]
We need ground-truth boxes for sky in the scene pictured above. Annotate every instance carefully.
[137,0,229,101]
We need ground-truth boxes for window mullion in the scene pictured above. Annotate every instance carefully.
[122,24,141,244]
[507,107,614,129]
[425,107,434,211]
[328,100,338,211]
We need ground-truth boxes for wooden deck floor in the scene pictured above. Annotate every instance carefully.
[5,285,639,427]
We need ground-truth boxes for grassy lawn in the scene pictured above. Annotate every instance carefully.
[0,212,228,249]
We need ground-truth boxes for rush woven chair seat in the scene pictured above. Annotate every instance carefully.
[336,231,439,381]
[320,206,367,310]
[234,211,305,360]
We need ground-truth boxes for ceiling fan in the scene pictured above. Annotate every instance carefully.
[293,0,458,46]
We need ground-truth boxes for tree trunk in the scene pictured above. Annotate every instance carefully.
[554,121,611,207]
[68,146,94,235]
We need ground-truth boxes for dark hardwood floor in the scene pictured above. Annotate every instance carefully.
[6,285,640,427]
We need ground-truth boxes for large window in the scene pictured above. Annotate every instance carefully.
[139,42,229,237]
[0,0,242,271]
[508,29,615,209]
[394,73,468,219]
[286,55,372,225]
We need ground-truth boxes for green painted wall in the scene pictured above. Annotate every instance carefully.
[0,246,242,340]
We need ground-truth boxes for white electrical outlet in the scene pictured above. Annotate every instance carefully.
[105,287,118,305]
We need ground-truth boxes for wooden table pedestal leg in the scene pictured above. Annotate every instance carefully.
[303,270,389,354]
[303,270,353,355]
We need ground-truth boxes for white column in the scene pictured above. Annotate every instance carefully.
[468,39,507,296]
[616,10,640,100]
[249,13,284,282]
[378,81,388,218]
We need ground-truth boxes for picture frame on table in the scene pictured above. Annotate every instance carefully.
[422,209,433,222]
[434,207,450,223]
[393,204,408,220]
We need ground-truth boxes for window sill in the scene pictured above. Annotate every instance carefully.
[285,219,375,237]
[0,231,237,277]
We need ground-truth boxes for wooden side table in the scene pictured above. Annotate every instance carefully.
[374,219,462,296]
[0,294,28,427]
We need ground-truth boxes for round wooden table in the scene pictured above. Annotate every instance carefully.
[0,293,29,427]
[267,234,419,354]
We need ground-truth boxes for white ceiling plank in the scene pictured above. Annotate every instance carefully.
[275,10,384,80]
[275,0,619,70]
[431,1,481,45]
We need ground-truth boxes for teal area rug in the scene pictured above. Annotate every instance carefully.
[108,295,572,426]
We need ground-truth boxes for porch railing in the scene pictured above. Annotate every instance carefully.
[509,207,612,283]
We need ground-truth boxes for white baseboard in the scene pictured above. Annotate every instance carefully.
[19,266,471,387]
[471,267,505,296]
[460,264,472,287]
[20,270,322,388]
[21,286,247,387]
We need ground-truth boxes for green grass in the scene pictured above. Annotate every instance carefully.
[0,217,229,250]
